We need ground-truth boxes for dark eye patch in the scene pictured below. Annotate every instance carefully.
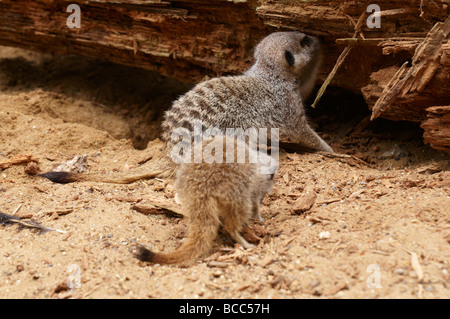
[300,35,312,47]
[284,50,295,66]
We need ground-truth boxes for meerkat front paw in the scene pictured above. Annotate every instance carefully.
[321,143,334,153]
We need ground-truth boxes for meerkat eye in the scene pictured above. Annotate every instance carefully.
[300,35,312,47]
[284,50,295,66]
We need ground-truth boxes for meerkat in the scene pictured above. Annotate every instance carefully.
[134,136,277,265]
[39,31,332,185]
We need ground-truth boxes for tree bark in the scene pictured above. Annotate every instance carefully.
[421,106,450,153]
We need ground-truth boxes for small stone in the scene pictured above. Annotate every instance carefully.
[395,268,405,275]
[319,231,331,239]
[425,285,435,292]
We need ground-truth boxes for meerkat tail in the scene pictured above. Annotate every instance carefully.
[38,170,165,184]
[135,198,221,265]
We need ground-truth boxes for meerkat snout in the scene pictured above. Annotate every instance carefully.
[253,32,320,75]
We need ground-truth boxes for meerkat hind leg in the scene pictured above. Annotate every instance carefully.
[221,203,254,249]
[252,199,265,224]
[232,232,254,249]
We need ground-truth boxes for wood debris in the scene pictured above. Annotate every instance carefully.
[132,199,184,217]
[371,15,450,122]
[0,154,39,170]
[291,191,316,214]
[44,208,74,216]
[410,252,424,282]
[106,195,141,203]
[207,261,231,268]
[0,211,66,233]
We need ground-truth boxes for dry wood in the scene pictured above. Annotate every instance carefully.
[44,208,74,216]
[371,15,450,121]
[0,1,447,85]
[0,154,39,170]
[132,199,184,217]
[291,191,316,214]
[410,251,424,282]
[421,105,450,153]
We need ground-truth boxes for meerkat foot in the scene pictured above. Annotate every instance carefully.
[256,215,265,225]
[233,233,254,249]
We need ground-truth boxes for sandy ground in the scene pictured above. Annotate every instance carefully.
[0,46,449,299]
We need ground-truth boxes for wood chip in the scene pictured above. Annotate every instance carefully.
[349,189,366,200]
[0,154,39,170]
[309,216,330,224]
[45,208,74,216]
[207,261,231,268]
[242,226,262,244]
[33,185,48,193]
[237,284,251,292]
[15,213,33,219]
[292,191,316,214]
[132,201,184,217]
[106,195,140,203]
[411,252,424,282]
[259,256,274,268]
[317,198,343,205]
[283,235,297,247]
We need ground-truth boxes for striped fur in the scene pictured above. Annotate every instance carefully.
[161,31,332,153]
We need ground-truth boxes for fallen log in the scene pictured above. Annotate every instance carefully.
[0,0,447,85]
[368,15,450,122]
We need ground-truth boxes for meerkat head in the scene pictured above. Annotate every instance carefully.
[252,32,322,99]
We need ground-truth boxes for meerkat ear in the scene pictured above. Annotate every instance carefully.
[300,35,312,47]
[284,50,295,66]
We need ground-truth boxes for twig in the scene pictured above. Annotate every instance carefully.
[312,46,352,108]
[410,252,424,282]
[371,250,390,256]
[318,151,373,168]
[44,208,74,216]
[420,0,424,17]
[317,198,343,205]
[0,154,39,170]
[0,211,66,234]
[312,6,370,108]
[11,204,23,216]
[330,239,342,255]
